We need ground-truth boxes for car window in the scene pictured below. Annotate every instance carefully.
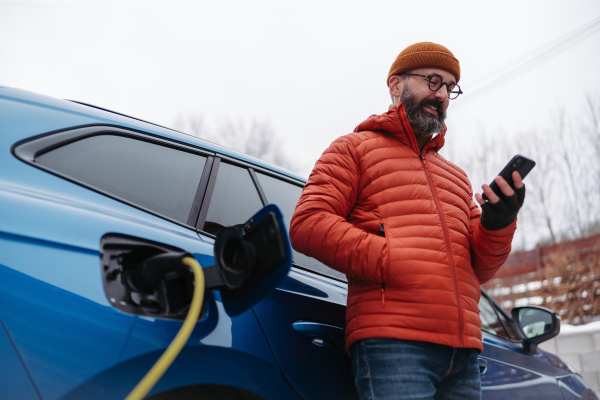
[479,294,517,340]
[35,134,207,223]
[255,172,346,281]
[202,162,264,234]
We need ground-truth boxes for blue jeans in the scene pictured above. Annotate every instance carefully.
[351,338,481,400]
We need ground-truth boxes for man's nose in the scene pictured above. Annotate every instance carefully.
[434,84,449,100]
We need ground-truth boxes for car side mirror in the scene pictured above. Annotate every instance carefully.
[511,306,560,353]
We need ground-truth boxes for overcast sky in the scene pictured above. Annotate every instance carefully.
[2,0,600,177]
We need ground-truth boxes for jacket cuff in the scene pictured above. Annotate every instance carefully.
[479,218,517,236]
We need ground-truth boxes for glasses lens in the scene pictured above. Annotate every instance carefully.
[428,75,443,91]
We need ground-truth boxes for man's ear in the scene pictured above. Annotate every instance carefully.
[388,75,403,102]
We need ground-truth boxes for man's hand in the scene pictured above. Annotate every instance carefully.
[475,171,526,230]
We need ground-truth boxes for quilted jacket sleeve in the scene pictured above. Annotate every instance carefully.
[289,136,387,283]
[468,199,517,284]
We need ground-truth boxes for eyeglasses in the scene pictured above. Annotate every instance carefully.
[401,73,463,100]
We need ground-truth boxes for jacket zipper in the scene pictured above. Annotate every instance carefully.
[419,154,464,347]
[380,222,389,307]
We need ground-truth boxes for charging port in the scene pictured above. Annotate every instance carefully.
[100,235,197,320]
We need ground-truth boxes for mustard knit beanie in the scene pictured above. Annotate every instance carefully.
[387,42,460,86]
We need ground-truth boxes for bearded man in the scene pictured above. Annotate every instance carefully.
[289,42,526,400]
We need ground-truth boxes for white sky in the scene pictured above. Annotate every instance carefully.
[2,0,600,177]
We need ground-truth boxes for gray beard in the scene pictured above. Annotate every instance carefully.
[400,91,445,136]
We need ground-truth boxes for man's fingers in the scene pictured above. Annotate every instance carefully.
[480,183,500,204]
[478,173,523,205]
[495,176,515,197]
[475,192,485,205]
[512,171,524,189]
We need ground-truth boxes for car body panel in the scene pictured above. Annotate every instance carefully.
[253,268,358,399]
[0,317,40,399]
[480,335,565,399]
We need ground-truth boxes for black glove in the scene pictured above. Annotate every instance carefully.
[480,186,526,230]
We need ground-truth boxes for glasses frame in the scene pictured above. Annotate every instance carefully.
[401,73,463,100]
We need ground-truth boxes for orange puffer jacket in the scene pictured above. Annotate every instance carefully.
[290,104,516,353]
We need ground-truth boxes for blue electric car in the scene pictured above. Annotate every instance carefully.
[0,86,597,399]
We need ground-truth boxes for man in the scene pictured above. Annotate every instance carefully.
[289,42,525,399]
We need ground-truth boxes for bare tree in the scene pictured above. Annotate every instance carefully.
[174,115,206,138]
[454,127,509,195]
[584,94,600,159]
[173,115,297,172]
[518,130,559,244]
[581,95,600,236]
[554,109,588,238]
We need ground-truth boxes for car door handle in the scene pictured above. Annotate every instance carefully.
[292,321,345,348]
[478,358,488,374]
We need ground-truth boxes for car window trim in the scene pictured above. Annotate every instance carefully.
[13,125,215,230]
[248,168,268,204]
[187,156,215,226]
[218,153,306,187]
[13,125,215,162]
[195,157,221,231]
[481,289,520,341]
[195,158,269,233]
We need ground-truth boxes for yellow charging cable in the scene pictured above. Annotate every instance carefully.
[126,256,205,400]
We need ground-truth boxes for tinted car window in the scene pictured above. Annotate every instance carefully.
[203,162,263,234]
[255,172,346,281]
[36,135,207,223]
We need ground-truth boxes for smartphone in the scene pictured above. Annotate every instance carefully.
[482,155,536,201]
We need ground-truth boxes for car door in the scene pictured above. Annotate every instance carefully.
[197,164,358,400]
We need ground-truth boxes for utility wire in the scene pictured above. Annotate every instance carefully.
[453,16,600,109]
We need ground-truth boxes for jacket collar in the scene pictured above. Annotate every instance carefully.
[354,103,446,154]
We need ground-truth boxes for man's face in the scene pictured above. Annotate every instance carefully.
[400,88,446,136]
[392,67,455,136]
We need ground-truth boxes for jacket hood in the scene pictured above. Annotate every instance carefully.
[354,103,446,153]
